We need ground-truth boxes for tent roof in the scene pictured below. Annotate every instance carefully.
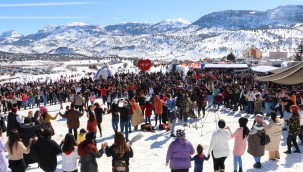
[269,67,289,74]
[204,64,248,69]
[254,62,303,85]
[250,65,278,73]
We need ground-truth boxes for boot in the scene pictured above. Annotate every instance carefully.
[238,167,243,172]
[284,150,291,154]
[253,162,261,168]
[220,170,225,172]
[293,149,301,153]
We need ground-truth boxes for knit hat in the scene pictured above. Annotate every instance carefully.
[238,117,248,127]
[85,132,96,140]
[176,129,185,139]
[290,105,299,112]
[11,107,17,113]
[40,106,48,114]
[255,114,264,123]
[218,119,226,129]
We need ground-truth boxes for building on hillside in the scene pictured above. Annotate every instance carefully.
[243,48,263,59]
[269,51,288,60]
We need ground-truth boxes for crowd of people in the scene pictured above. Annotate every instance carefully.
[0,65,303,172]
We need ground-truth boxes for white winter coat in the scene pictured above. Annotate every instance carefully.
[208,128,231,158]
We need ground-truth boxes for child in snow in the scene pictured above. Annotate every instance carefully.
[191,144,209,172]
[77,128,86,144]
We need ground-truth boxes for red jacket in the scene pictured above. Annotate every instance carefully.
[143,102,153,117]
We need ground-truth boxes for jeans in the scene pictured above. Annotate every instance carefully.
[207,95,213,107]
[68,128,78,140]
[28,98,35,108]
[264,102,273,115]
[36,99,41,107]
[254,156,261,163]
[128,115,132,131]
[234,156,242,171]
[120,121,129,142]
[145,116,151,124]
[155,114,162,125]
[112,117,119,132]
[22,101,27,109]
[170,119,176,136]
[42,96,47,106]
[247,101,254,114]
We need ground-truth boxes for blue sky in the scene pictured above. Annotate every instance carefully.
[1,0,303,34]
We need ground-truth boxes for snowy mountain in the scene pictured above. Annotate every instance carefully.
[193,5,303,30]
[1,5,303,60]
[0,30,23,44]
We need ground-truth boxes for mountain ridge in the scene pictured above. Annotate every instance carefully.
[1,5,303,60]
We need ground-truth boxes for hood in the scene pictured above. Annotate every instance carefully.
[64,150,73,155]
[175,138,188,145]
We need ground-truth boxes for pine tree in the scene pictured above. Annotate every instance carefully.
[227,53,236,61]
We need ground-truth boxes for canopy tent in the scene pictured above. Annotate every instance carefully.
[250,65,278,73]
[254,62,303,85]
[204,64,248,69]
[269,67,289,74]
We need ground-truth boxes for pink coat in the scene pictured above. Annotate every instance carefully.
[231,127,247,156]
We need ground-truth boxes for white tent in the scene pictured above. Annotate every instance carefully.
[166,64,188,74]
[250,65,278,73]
[94,66,113,80]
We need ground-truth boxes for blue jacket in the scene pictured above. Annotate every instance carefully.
[191,154,210,172]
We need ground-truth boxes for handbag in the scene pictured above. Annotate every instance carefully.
[114,153,127,172]
[260,132,271,146]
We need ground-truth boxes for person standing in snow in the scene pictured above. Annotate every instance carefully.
[32,128,62,172]
[166,129,195,172]
[61,133,79,172]
[59,104,84,140]
[6,129,33,172]
[208,119,231,172]
[247,114,267,169]
[191,144,209,172]
[94,102,105,137]
[0,127,8,172]
[78,132,105,172]
[265,112,284,160]
[284,105,301,154]
[104,132,133,172]
[227,117,250,172]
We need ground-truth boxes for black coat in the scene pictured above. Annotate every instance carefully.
[94,107,104,124]
[106,144,133,167]
[119,106,130,122]
[6,112,21,136]
[79,144,104,172]
[32,137,62,171]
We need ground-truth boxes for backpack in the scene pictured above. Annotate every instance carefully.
[0,116,7,133]
[114,153,127,172]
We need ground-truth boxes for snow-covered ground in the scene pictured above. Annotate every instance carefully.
[1,60,303,172]
[3,101,303,172]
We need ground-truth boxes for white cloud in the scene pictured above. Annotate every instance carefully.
[0,16,88,19]
[0,2,96,7]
